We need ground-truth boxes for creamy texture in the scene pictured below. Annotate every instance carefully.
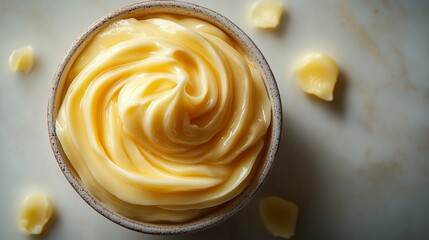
[56,15,271,222]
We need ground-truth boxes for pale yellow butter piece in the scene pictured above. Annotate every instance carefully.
[260,196,299,239]
[295,52,339,101]
[9,46,34,73]
[249,0,284,28]
[18,192,53,235]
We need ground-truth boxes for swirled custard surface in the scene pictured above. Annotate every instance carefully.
[56,15,271,222]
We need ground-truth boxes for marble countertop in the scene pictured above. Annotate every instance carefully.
[1,0,428,239]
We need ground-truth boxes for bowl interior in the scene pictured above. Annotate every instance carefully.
[48,0,282,235]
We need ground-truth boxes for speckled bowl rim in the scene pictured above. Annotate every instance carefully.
[47,0,282,235]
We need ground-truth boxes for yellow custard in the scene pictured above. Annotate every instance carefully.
[56,15,271,222]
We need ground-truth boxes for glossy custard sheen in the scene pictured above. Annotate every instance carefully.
[56,15,272,223]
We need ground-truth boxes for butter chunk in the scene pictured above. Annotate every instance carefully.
[9,46,34,73]
[249,0,284,29]
[18,192,53,235]
[260,196,299,239]
[294,52,339,101]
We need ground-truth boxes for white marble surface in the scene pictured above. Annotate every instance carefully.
[1,0,428,239]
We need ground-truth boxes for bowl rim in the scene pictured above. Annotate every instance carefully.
[47,0,282,235]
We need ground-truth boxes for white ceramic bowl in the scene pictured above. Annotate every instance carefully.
[48,0,282,235]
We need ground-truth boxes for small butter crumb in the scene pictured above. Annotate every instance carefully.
[260,196,299,239]
[18,192,53,235]
[9,46,34,73]
[249,0,284,29]
[294,52,339,101]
